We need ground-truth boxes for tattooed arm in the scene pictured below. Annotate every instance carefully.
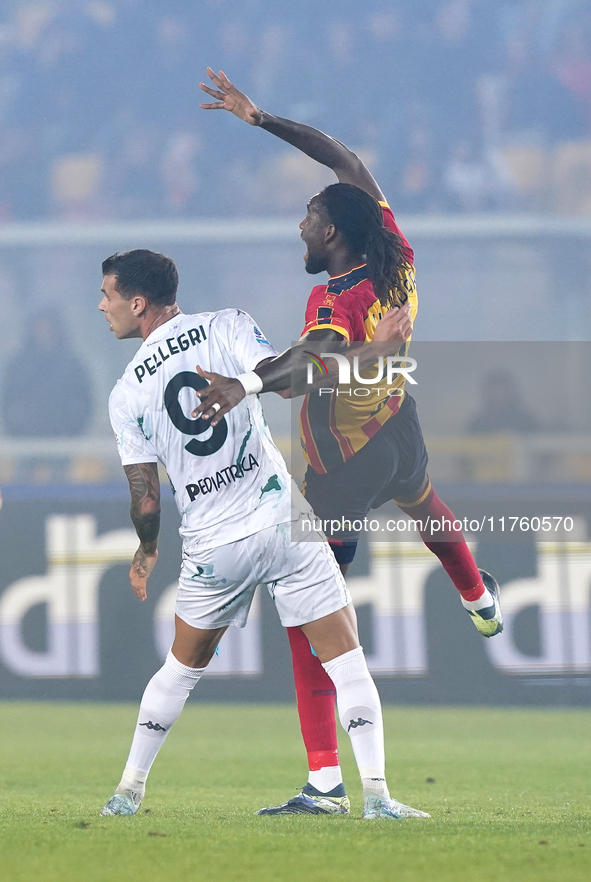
[124,462,161,601]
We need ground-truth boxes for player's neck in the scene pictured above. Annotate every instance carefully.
[326,252,365,279]
[140,304,183,340]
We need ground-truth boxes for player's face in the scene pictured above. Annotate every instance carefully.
[98,274,143,339]
[299,198,331,274]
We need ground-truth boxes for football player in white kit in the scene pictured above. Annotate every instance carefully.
[98,248,429,821]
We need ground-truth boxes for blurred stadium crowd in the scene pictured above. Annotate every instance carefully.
[1,0,591,220]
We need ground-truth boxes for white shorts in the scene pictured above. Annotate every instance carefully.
[176,516,351,630]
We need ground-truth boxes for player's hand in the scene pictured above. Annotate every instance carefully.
[191,365,246,425]
[129,545,158,601]
[199,68,262,125]
[373,304,412,345]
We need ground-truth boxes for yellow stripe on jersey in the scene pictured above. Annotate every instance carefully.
[303,323,351,341]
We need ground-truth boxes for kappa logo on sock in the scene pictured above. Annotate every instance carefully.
[347,717,372,732]
[139,720,167,732]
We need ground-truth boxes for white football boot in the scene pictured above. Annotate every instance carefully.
[100,789,142,816]
[363,796,430,820]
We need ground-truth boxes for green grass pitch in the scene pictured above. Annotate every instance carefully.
[0,703,589,882]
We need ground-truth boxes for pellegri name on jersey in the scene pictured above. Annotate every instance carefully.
[109,309,293,551]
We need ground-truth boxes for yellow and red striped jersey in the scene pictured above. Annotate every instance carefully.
[300,203,418,474]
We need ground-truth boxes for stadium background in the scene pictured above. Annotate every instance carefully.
[1,0,591,705]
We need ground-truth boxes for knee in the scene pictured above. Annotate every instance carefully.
[171,636,219,669]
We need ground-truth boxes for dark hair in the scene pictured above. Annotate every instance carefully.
[102,249,178,306]
[319,183,411,308]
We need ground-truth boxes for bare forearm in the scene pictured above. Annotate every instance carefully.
[255,330,346,396]
[255,339,410,398]
[190,318,410,422]
[256,346,338,396]
[130,508,160,551]
[124,462,161,550]
[255,348,293,393]
[258,112,355,173]
[199,69,383,199]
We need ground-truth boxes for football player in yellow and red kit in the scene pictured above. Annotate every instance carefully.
[194,69,503,816]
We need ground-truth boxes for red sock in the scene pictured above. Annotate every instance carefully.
[397,484,485,602]
[287,626,339,770]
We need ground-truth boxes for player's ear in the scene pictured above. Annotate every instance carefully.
[324,223,337,243]
[131,295,148,316]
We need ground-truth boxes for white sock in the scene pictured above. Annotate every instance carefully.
[322,647,389,800]
[117,651,204,796]
[308,766,343,793]
[461,586,494,612]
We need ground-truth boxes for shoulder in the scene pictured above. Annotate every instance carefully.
[214,308,276,353]
[379,201,414,264]
[215,307,261,323]
[379,202,397,230]
[109,372,133,403]
[174,311,216,330]
[208,308,254,331]
[305,284,329,307]
[207,309,263,344]
[108,378,132,422]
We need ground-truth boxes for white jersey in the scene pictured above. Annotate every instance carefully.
[109,309,293,551]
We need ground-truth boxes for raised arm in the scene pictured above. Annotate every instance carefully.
[199,68,385,202]
[124,462,161,601]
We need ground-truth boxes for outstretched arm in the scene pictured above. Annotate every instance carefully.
[250,308,410,394]
[200,68,385,202]
[190,328,344,422]
[124,462,161,601]
[191,305,412,425]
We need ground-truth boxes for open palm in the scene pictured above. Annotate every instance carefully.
[199,68,262,125]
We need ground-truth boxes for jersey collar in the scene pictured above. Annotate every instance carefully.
[326,264,368,294]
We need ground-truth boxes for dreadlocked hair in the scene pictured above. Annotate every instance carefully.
[319,183,411,308]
